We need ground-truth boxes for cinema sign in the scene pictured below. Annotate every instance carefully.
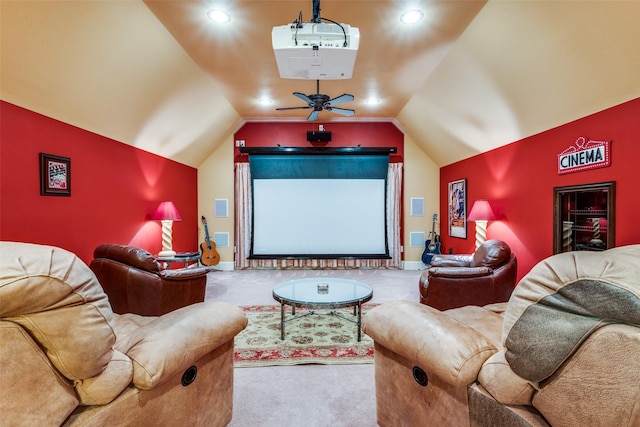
[557,137,611,175]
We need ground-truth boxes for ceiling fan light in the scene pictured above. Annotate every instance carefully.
[207,9,230,24]
[400,10,424,24]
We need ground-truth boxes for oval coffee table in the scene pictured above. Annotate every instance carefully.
[272,277,373,342]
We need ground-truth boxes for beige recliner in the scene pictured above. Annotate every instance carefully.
[363,245,640,426]
[0,241,248,426]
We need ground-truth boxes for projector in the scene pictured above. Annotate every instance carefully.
[272,22,359,79]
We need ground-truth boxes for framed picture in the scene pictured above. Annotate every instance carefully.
[40,153,71,196]
[448,178,466,238]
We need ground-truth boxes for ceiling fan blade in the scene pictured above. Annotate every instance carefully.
[307,110,320,121]
[326,107,355,117]
[293,92,314,105]
[327,94,354,106]
[275,106,312,111]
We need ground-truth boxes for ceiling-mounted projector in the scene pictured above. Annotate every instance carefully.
[272,21,359,79]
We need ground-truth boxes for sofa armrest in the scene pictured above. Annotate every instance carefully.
[430,254,473,267]
[363,300,498,387]
[115,301,248,390]
[159,267,209,280]
[429,266,493,278]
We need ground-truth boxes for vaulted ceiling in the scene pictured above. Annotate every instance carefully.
[2,1,639,168]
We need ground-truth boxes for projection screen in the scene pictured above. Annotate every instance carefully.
[248,153,390,258]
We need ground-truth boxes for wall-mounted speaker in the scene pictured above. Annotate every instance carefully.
[410,232,426,248]
[410,197,425,216]
[214,199,228,217]
[307,131,332,142]
[213,232,230,248]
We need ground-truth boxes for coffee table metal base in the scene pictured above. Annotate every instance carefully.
[279,303,365,341]
[272,278,373,343]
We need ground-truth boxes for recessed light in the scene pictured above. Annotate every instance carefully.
[400,9,423,24]
[207,9,230,24]
[365,98,380,106]
[257,97,273,106]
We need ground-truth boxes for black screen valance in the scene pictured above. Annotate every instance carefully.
[239,146,397,156]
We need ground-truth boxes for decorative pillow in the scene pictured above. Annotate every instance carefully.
[502,245,640,383]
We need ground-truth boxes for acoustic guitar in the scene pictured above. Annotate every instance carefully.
[200,216,220,266]
[421,214,441,265]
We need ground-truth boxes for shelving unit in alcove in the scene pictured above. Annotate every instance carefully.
[566,209,608,250]
[553,182,616,254]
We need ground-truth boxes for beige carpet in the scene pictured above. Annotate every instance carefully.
[206,268,422,307]
[206,268,423,427]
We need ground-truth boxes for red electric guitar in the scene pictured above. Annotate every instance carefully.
[200,216,220,266]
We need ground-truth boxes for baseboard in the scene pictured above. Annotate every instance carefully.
[206,261,235,271]
[218,260,427,271]
[402,261,428,270]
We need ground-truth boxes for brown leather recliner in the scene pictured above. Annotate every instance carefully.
[419,239,517,310]
[364,245,640,427]
[89,244,209,316]
[0,241,248,427]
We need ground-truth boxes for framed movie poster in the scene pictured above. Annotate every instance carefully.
[448,178,466,238]
[40,153,71,196]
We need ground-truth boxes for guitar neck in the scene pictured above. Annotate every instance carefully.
[430,215,437,237]
[201,216,212,248]
[203,224,211,246]
[199,216,220,266]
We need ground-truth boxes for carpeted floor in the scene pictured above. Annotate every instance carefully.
[205,268,422,427]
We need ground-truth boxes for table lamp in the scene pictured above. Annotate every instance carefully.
[467,200,496,249]
[152,201,182,257]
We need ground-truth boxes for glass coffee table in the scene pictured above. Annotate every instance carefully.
[272,278,373,341]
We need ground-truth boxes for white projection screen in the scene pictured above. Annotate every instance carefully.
[248,152,390,258]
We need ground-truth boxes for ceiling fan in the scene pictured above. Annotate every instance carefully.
[276,80,355,121]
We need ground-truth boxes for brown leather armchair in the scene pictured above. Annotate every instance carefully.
[89,244,209,316]
[1,241,248,426]
[419,240,517,310]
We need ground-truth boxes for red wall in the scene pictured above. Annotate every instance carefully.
[234,122,404,163]
[0,101,199,264]
[440,97,640,281]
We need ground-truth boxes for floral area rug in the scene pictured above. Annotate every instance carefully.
[234,305,376,367]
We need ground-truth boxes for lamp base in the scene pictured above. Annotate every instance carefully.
[158,220,176,259]
[474,220,488,250]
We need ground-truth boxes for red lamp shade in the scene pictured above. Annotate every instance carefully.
[467,200,496,222]
[152,201,182,221]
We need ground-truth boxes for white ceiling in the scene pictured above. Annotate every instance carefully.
[2,1,639,168]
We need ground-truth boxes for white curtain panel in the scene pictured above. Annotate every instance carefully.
[234,163,252,269]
